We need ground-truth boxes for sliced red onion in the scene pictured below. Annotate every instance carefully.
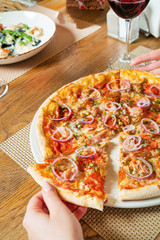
[122,124,135,132]
[51,127,73,142]
[105,101,121,112]
[148,85,160,98]
[88,87,101,100]
[141,118,159,135]
[78,115,94,124]
[123,135,142,152]
[136,97,150,108]
[75,146,96,158]
[125,158,153,179]
[50,102,72,121]
[104,114,116,128]
[107,79,130,92]
[51,157,78,181]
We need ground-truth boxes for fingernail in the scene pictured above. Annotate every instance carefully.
[42,182,52,192]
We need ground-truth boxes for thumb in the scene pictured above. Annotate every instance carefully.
[42,182,63,216]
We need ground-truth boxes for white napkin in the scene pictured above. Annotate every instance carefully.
[140,0,160,38]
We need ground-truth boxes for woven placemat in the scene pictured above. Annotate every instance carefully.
[0,123,35,170]
[0,5,101,87]
[1,46,160,240]
[83,206,160,240]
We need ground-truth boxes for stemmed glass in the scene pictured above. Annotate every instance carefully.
[107,0,150,69]
[0,85,8,98]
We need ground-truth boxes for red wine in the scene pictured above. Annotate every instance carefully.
[108,0,150,19]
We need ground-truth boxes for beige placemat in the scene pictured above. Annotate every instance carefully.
[0,123,35,169]
[1,46,160,240]
[83,206,160,240]
[0,5,101,87]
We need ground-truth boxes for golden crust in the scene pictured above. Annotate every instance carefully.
[36,107,53,160]
[120,69,160,85]
[120,184,160,200]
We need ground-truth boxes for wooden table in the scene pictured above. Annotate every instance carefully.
[0,1,160,239]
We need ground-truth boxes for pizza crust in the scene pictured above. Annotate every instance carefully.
[36,108,47,159]
[27,165,104,211]
[120,69,160,85]
[120,184,160,200]
[36,97,57,160]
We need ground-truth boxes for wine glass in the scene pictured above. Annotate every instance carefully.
[0,85,8,98]
[107,0,150,69]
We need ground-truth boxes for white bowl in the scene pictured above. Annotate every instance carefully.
[0,11,56,65]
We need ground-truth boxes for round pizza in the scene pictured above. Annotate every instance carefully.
[28,69,160,210]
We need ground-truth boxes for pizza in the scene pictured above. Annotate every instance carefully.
[28,69,160,210]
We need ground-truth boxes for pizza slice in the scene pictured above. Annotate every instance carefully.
[119,154,160,201]
[119,127,160,200]
[36,71,121,160]
[27,145,108,210]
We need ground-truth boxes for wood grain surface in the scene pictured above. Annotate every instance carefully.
[0,1,160,240]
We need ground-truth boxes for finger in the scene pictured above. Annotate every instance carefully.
[133,61,160,72]
[72,206,87,220]
[130,49,160,66]
[26,191,44,213]
[42,182,64,216]
[27,191,49,214]
[23,191,47,229]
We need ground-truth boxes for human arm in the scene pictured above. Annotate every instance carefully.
[130,49,160,75]
[23,182,87,240]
